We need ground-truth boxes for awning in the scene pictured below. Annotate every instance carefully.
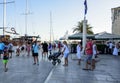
[68,32,94,40]
[95,32,120,40]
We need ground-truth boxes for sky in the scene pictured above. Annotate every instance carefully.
[0,0,120,41]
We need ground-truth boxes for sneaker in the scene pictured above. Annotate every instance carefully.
[4,68,8,72]
[10,56,12,58]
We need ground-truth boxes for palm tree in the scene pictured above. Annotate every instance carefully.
[73,20,94,34]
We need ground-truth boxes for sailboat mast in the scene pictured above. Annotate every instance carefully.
[50,11,54,42]
[3,0,6,35]
[50,11,52,42]
[1,0,14,35]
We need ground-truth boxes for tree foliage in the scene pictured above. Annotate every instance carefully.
[73,20,94,34]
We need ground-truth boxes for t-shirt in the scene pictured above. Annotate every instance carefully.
[8,43,13,50]
[76,45,81,54]
[33,44,39,53]
[0,42,5,50]
[85,41,93,55]
[93,44,97,55]
[3,56,9,60]
[63,44,69,54]
[48,44,52,50]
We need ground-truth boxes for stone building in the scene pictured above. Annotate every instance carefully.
[111,6,120,35]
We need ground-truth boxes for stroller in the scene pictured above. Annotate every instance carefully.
[48,52,61,65]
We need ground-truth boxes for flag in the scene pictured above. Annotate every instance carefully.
[84,0,87,15]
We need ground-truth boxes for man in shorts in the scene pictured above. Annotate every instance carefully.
[32,41,40,65]
[83,39,93,70]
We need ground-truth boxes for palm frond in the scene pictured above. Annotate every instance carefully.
[72,20,94,34]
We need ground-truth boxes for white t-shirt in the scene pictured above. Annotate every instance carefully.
[63,44,69,54]
[109,43,113,49]
[93,44,97,55]
[77,45,81,54]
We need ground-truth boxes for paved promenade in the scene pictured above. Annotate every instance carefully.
[0,50,53,83]
[45,54,120,83]
[0,49,120,83]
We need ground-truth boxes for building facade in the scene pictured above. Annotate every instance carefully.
[111,6,120,35]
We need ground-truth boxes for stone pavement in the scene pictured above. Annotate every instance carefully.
[0,50,54,83]
[45,54,120,83]
[0,48,120,83]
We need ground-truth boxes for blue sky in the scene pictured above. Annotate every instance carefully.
[0,0,120,41]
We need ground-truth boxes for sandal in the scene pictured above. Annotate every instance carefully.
[63,64,67,66]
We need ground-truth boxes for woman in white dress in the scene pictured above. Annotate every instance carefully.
[113,43,119,56]
[76,42,82,65]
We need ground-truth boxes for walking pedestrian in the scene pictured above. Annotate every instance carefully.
[8,41,13,58]
[32,41,40,65]
[48,42,52,55]
[83,39,93,70]
[0,40,5,59]
[16,42,20,56]
[42,41,48,58]
[26,42,31,56]
[92,40,97,70]
[76,42,82,65]
[113,43,119,56]
[58,41,62,52]
[3,46,9,72]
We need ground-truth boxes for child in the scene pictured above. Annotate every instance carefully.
[3,46,9,72]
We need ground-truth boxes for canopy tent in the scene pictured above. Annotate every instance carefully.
[61,32,120,40]
[68,33,94,40]
[95,32,120,40]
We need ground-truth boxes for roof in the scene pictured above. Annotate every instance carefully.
[67,32,120,40]
[68,33,94,40]
[95,32,120,40]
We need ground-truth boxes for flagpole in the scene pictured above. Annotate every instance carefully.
[82,16,87,53]
[50,11,52,43]
[82,0,87,53]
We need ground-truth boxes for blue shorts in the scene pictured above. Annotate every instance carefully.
[64,53,69,58]
[86,55,92,62]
